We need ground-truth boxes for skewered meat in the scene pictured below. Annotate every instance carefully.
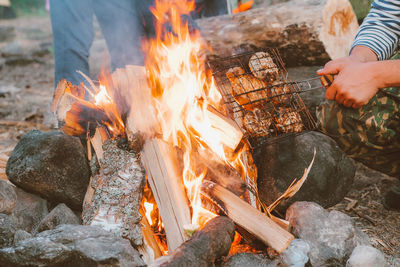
[269,81,292,106]
[248,52,280,81]
[275,107,303,133]
[226,66,268,111]
[243,108,272,137]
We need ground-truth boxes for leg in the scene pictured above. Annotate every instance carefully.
[317,87,400,177]
[50,0,94,87]
[93,0,148,69]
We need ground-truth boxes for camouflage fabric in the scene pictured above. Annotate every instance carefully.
[317,86,400,177]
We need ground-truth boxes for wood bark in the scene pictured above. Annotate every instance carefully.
[198,0,359,66]
[82,137,146,247]
[82,128,161,264]
[201,180,294,253]
[149,216,235,267]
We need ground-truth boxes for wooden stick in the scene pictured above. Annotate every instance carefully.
[138,207,163,263]
[201,180,294,253]
[141,138,192,252]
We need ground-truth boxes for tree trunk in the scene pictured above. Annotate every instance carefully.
[198,0,359,66]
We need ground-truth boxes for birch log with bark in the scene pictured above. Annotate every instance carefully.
[82,137,146,247]
[198,0,359,66]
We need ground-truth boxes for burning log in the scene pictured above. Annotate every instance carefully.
[149,216,235,267]
[198,0,359,66]
[201,180,294,253]
[196,147,247,197]
[141,138,192,252]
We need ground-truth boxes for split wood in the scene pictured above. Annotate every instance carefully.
[201,180,294,253]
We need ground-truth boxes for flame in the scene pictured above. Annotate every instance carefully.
[144,202,154,226]
[145,0,247,227]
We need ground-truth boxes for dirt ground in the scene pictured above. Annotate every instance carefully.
[0,15,399,262]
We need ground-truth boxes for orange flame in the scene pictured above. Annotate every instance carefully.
[145,0,247,227]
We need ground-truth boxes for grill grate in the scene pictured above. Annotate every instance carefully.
[207,49,316,148]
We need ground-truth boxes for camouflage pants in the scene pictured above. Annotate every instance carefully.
[317,86,400,177]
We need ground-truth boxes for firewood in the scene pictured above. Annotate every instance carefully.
[141,139,192,252]
[195,147,246,196]
[201,180,294,253]
[138,207,163,263]
[198,0,359,66]
[205,106,243,151]
[82,138,146,247]
[149,216,235,267]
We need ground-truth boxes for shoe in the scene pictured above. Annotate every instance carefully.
[384,185,400,210]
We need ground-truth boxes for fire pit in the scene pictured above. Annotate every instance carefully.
[47,0,321,265]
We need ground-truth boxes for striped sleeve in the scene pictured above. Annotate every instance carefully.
[351,0,400,60]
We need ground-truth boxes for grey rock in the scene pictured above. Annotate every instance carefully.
[35,203,80,233]
[346,245,386,267]
[0,180,17,214]
[255,131,355,212]
[286,202,370,267]
[6,130,91,210]
[10,187,48,233]
[223,253,276,267]
[0,214,16,248]
[13,230,32,245]
[0,26,15,42]
[280,239,310,267]
[1,41,23,57]
[0,224,146,267]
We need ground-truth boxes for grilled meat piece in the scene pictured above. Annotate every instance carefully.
[226,66,268,111]
[268,81,292,106]
[243,108,272,137]
[275,107,303,133]
[248,52,280,81]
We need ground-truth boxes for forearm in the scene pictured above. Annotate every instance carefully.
[349,45,378,63]
[370,60,400,88]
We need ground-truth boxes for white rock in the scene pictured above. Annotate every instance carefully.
[281,239,310,267]
[346,245,386,267]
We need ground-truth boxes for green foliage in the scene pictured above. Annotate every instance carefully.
[350,0,374,21]
[10,0,46,16]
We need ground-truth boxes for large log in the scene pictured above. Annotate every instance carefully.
[201,180,294,253]
[149,216,235,267]
[198,0,359,66]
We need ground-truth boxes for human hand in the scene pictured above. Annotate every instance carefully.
[317,57,381,109]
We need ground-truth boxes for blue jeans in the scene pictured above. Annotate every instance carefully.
[50,0,154,87]
[50,0,224,88]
